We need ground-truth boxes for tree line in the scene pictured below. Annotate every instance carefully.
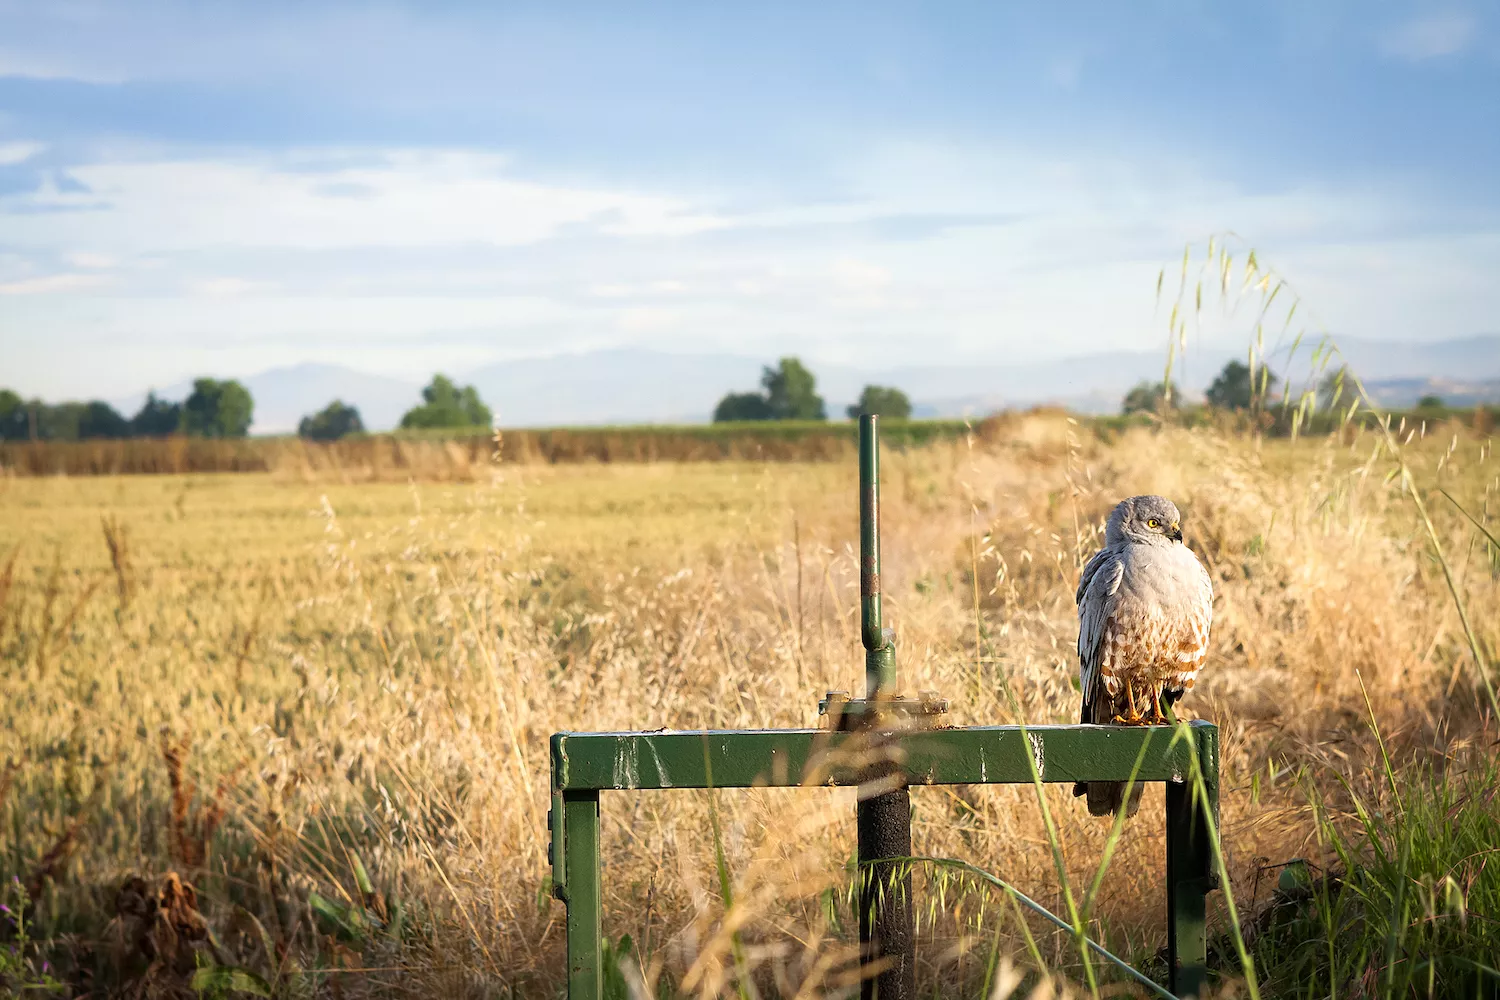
[1120,359,1285,415]
[16,357,1446,443]
[3,362,908,443]
[712,357,912,422]
[300,374,494,440]
[1115,359,1443,416]
[0,379,254,441]
[0,373,497,443]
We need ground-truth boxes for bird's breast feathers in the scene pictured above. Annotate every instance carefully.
[1088,542,1212,694]
[1117,542,1212,610]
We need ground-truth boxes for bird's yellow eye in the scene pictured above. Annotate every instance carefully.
[1147,518,1160,529]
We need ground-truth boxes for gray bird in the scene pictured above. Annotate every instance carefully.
[1071,495,1214,818]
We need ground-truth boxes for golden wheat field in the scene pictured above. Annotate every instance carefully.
[2,412,1497,998]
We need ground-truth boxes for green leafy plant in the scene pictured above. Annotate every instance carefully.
[1242,718,1500,996]
[0,877,66,996]
[190,962,273,999]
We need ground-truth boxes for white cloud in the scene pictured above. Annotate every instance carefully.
[618,307,680,332]
[1380,13,1477,60]
[0,149,723,253]
[0,272,110,295]
[0,48,124,82]
[0,140,45,165]
[1,138,1497,400]
[831,257,891,292]
[193,277,271,297]
[64,251,116,269]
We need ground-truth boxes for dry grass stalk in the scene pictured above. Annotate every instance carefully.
[158,729,237,871]
[0,544,17,644]
[33,547,101,678]
[101,514,134,614]
[24,812,89,907]
[0,760,17,814]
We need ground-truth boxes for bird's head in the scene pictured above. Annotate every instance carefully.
[1105,495,1183,546]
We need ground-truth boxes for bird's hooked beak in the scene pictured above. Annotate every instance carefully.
[1168,522,1183,542]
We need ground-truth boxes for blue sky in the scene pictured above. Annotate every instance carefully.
[2,1,1497,400]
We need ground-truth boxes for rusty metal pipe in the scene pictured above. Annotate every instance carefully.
[859,414,883,658]
[856,413,913,1000]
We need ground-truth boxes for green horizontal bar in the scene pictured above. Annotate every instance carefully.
[551,721,1215,791]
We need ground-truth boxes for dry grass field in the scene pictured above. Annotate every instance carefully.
[2,412,1497,998]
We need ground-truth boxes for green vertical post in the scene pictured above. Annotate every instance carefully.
[1165,722,1219,998]
[859,415,884,670]
[563,790,602,1000]
[856,414,913,1000]
[859,414,896,694]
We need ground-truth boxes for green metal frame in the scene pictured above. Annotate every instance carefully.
[548,417,1219,998]
[549,720,1219,997]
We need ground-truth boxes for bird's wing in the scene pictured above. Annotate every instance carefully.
[1195,548,1214,610]
[1077,547,1125,718]
[1076,546,1114,608]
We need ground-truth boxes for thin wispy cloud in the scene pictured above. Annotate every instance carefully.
[0,139,44,164]
[0,271,110,295]
[1380,12,1477,60]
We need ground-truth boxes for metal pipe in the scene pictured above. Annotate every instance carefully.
[856,413,914,1000]
[859,414,883,659]
[859,790,914,999]
[859,415,897,696]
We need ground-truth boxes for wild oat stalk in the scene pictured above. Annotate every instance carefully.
[1162,234,1498,716]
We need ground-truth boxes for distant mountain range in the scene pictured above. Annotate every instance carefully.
[1358,376,1500,409]
[111,335,1500,433]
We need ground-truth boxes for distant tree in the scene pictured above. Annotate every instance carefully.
[711,358,828,422]
[1121,379,1181,415]
[77,401,130,438]
[847,385,912,420]
[1417,394,1444,410]
[130,392,184,436]
[299,400,366,441]
[399,374,492,430]
[0,393,67,441]
[0,390,25,440]
[1205,360,1279,411]
[183,378,254,438]
[40,403,86,441]
[712,392,774,422]
[762,357,826,421]
[0,393,133,441]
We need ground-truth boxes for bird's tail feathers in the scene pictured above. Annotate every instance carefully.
[1078,780,1143,818]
